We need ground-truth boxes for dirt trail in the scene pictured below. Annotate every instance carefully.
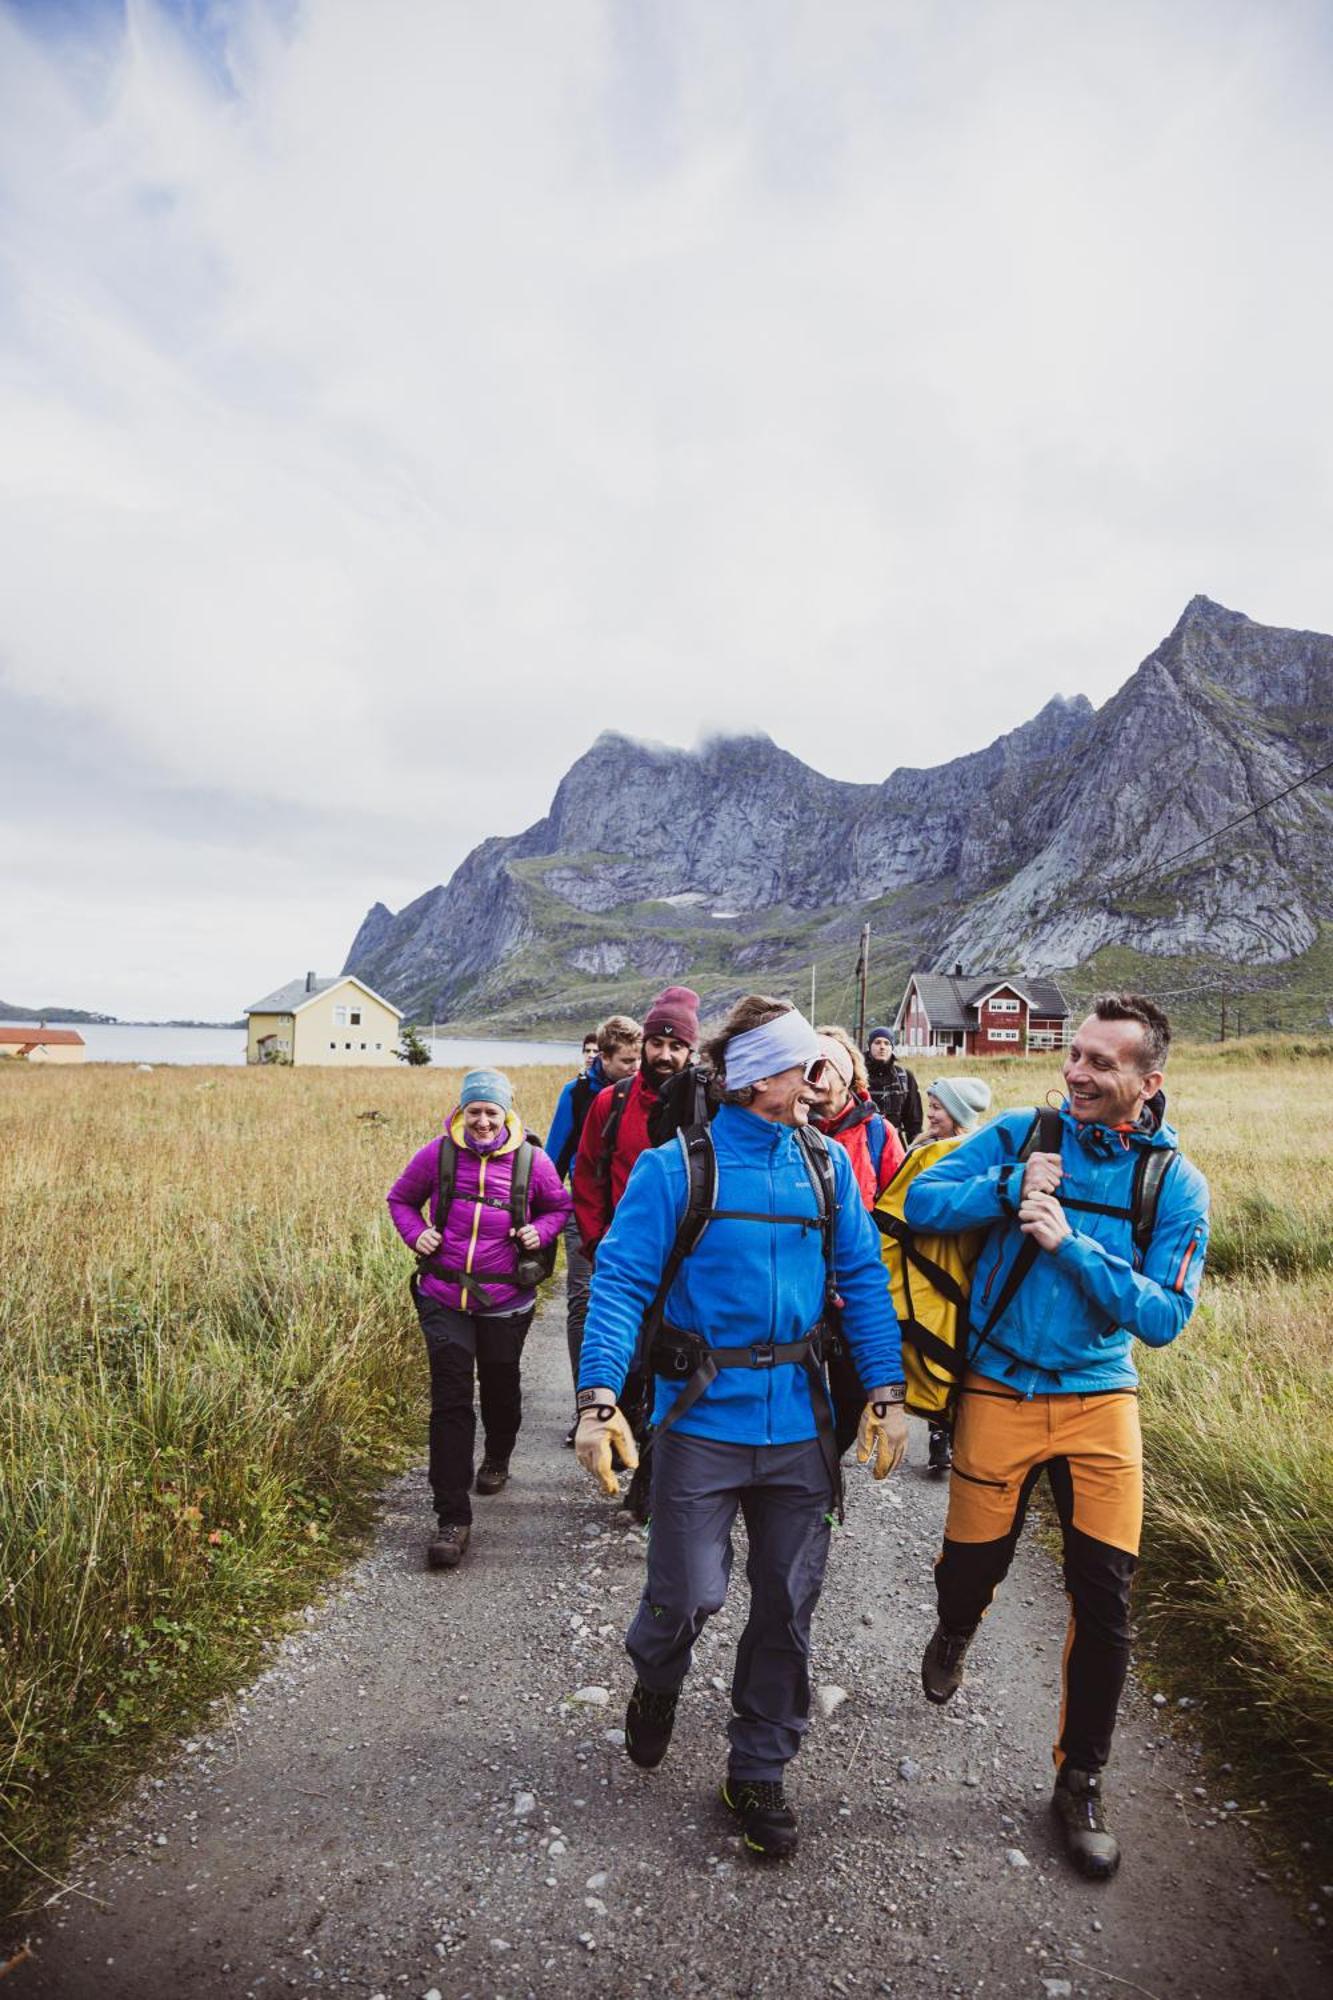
[15,1300,1329,1999]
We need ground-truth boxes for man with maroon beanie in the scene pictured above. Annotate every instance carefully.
[572,984,701,1257]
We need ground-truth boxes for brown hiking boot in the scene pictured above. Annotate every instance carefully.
[474,1458,510,1495]
[427,1522,470,1570]
[1052,1766,1121,1879]
[921,1621,976,1704]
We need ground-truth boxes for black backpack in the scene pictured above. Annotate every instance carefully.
[593,1074,637,1183]
[622,1122,845,1522]
[646,1063,716,1147]
[425,1132,559,1304]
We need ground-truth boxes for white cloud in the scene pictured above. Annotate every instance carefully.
[2,0,1333,1013]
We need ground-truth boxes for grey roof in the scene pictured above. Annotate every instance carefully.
[901,971,1070,1029]
[246,976,340,1014]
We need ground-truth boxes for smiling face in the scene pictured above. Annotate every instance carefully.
[462,1100,507,1145]
[926,1095,959,1141]
[749,1061,823,1128]
[812,1067,852,1118]
[1063,1015,1163,1127]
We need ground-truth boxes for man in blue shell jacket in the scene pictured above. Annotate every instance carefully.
[574,996,908,1860]
[905,992,1210,1882]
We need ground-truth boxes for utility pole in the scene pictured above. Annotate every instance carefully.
[809,964,817,1021]
[1219,995,1227,1043]
[855,924,871,1047]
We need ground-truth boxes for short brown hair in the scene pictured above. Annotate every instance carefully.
[597,1013,642,1059]
[701,994,791,1106]
[1088,992,1171,1072]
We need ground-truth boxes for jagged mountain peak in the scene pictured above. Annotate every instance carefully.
[343,597,1333,1028]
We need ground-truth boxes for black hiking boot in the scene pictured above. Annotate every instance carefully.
[427,1522,470,1570]
[1052,1766,1121,1880]
[921,1620,976,1704]
[721,1777,799,1860]
[474,1458,509,1495]
[624,1681,679,1769]
[927,1425,953,1474]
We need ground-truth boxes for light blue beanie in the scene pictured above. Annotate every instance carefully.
[459,1067,513,1112]
[928,1076,991,1133]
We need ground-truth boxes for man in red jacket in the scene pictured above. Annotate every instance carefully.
[572,984,700,1257]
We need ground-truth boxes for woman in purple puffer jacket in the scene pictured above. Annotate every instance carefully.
[387,1067,570,1570]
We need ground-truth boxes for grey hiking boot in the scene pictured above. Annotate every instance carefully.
[721,1777,799,1860]
[921,1621,976,1704]
[427,1522,470,1570]
[1052,1766,1121,1879]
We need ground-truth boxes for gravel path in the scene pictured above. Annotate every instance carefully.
[15,1301,1329,1999]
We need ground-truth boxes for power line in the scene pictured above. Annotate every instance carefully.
[1103,753,1333,902]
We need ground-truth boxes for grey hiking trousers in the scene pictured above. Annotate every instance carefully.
[625,1431,832,1782]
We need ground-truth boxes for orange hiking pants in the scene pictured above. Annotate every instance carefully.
[935,1372,1143,1773]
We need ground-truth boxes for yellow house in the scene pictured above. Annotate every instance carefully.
[0,1025,87,1064]
[245,973,403,1067]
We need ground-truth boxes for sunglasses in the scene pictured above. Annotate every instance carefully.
[802,1056,830,1085]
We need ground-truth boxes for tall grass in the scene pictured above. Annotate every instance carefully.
[2,1043,1331,1909]
[0,1060,564,1917]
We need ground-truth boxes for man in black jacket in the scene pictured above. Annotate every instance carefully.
[865,1028,922,1144]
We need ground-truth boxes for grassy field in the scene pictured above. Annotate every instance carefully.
[1,1043,1330,1915]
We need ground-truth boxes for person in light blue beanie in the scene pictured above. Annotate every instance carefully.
[459,1067,513,1112]
[925,1076,991,1137]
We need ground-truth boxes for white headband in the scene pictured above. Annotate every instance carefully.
[723,1009,821,1091]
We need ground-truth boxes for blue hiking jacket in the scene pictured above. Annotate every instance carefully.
[577,1102,903,1444]
[902,1099,1210,1397]
[543,1057,606,1184]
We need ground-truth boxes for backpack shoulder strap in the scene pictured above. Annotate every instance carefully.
[794,1126,839,1307]
[1018,1105,1062,1160]
[596,1074,636,1181]
[434,1133,459,1231]
[637,1125,717,1352]
[509,1139,533,1230]
[1131,1146,1178,1259]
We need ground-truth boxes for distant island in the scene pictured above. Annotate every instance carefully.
[0,1000,244,1029]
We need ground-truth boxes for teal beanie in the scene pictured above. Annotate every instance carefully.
[459,1067,513,1112]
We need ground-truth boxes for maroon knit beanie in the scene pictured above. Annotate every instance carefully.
[642,985,701,1046]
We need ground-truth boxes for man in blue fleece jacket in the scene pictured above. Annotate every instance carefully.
[574,996,907,1860]
[905,992,1210,1881]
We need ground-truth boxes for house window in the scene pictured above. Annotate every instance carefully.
[329,1041,336,1050]
[350,1010,361,1026]
[988,1028,1021,1041]
[986,997,1021,1013]
[345,1041,352,1050]
[375,1042,382,1051]
[360,1042,366,1050]
[333,1004,347,1027]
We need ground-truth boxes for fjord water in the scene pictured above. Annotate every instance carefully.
[68,1024,580,1067]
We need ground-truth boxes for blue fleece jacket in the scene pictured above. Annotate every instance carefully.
[543,1058,606,1184]
[902,1100,1210,1397]
[577,1102,903,1445]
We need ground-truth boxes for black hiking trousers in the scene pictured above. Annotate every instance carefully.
[416,1296,534,1526]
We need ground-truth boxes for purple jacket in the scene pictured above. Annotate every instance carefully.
[387,1109,572,1314]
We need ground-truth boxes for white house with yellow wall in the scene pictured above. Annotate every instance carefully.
[0,1025,87,1063]
[245,973,403,1067]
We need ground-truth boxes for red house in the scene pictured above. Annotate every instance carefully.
[894,968,1071,1057]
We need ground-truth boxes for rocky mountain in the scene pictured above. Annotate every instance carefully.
[345,597,1333,1032]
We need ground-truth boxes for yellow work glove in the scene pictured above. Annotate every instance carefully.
[856,1389,909,1479]
[574,1394,640,1496]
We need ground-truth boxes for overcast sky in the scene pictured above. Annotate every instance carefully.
[3,0,1332,1018]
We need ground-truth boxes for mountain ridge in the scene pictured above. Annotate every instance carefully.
[344,597,1333,1032]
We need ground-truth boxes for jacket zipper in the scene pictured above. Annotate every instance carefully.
[461,1153,487,1310]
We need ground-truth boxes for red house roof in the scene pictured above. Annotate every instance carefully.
[0,1025,86,1046]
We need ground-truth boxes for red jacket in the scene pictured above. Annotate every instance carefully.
[572,1071,658,1255]
[816,1095,905,1209]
